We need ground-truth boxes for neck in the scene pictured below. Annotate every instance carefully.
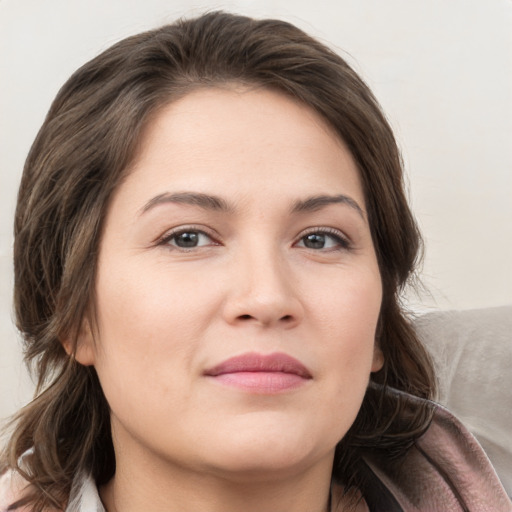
[102,471,334,512]
[100,436,338,512]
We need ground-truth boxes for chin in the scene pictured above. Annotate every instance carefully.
[203,448,327,483]
[197,421,336,481]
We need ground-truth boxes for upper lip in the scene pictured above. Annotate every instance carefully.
[204,352,312,379]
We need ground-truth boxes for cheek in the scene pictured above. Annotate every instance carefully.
[312,266,382,411]
[314,266,382,346]
[94,254,215,342]
[91,261,197,414]
[90,253,232,403]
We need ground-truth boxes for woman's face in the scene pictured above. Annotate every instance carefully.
[77,87,383,481]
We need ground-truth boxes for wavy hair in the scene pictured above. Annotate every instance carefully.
[1,11,435,510]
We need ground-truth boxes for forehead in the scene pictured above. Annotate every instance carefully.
[119,86,365,209]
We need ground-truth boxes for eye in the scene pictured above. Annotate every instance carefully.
[160,228,216,249]
[295,230,350,250]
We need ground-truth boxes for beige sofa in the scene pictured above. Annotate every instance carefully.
[414,306,512,496]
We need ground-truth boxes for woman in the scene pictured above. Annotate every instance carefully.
[1,11,509,512]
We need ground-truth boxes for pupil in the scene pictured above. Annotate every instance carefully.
[305,233,325,249]
[176,232,198,247]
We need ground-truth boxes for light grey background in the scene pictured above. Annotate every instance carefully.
[1,0,511,420]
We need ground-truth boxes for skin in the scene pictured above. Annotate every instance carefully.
[75,87,383,512]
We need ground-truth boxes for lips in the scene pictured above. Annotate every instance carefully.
[204,352,312,393]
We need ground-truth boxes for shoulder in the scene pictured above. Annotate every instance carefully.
[0,468,31,512]
[363,391,512,511]
[1,449,103,512]
[0,468,63,512]
[414,403,511,509]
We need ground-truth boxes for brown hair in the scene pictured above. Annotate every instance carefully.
[2,11,435,510]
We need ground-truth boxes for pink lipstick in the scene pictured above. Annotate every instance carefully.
[204,352,312,393]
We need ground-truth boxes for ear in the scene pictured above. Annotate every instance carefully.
[61,318,96,366]
[371,344,384,373]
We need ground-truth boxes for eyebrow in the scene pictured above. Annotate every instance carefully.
[140,192,232,215]
[291,194,365,220]
[140,191,365,220]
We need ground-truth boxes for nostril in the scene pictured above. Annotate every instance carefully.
[236,313,294,323]
[233,313,297,325]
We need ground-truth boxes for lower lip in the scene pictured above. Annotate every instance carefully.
[208,372,308,393]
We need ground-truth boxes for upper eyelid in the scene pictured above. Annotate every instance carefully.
[294,227,353,251]
[155,225,219,245]
[296,226,351,241]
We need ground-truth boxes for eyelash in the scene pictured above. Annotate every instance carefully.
[156,226,352,252]
[296,227,352,251]
[157,226,219,250]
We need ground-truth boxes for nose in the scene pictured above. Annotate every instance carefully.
[221,247,304,329]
